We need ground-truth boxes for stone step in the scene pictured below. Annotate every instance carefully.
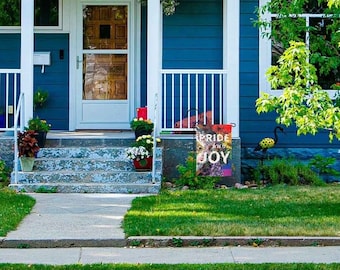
[11,142,163,194]
[9,182,161,194]
[33,158,162,172]
[12,170,161,184]
[37,147,162,159]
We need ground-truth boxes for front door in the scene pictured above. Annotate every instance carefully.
[76,2,135,129]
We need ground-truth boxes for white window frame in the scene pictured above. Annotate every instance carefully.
[0,0,63,32]
[259,0,337,97]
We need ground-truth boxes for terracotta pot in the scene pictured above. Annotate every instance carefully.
[133,156,153,171]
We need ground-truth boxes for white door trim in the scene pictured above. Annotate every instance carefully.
[69,0,140,130]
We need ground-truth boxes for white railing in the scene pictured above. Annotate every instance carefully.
[13,92,25,184]
[0,69,21,131]
[161,69,227,132]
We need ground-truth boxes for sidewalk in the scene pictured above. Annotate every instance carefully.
[0,246,339,265]
[0,193,339,265]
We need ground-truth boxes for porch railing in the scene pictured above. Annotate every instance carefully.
[161,69,227,133]
[0,69,21,131]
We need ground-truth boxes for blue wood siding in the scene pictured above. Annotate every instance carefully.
[140,0,223,110]
[239,0,340,148]
[34,34,69,130]
[0,34,69,130]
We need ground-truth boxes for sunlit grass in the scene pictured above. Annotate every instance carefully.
[0,188,35,237]
[123,185,340,237]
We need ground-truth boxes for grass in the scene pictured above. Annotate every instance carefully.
[123,185,340,237]
[0,188,35,237]
[0,264,339,270]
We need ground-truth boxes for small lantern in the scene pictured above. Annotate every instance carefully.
[137,107,147,120]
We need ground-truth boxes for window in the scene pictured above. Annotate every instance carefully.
[259,0,340,94]
[0,0,60,27]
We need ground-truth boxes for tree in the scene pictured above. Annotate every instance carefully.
[256,41,340,141]
[255,0,340,141]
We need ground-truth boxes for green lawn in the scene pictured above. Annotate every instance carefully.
[0,189,35,237]
[0,264,339,270]
[123,185,340,237]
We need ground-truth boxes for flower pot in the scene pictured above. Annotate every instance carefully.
[133,156,153,171]
[35,131,47,148]
[19,157,35,172]
[134,129,152,139]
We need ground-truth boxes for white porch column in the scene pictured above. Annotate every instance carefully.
[21,0,34,125]
[147,0,162,134]
[225,0,240,137]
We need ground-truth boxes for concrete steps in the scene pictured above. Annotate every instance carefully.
[10,138,162,193]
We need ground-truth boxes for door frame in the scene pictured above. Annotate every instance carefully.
[69,0,141,130]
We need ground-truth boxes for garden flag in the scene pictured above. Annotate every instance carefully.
[196,124,233,176]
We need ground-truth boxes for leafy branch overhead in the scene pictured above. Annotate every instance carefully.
[255,0,340,141]
[256,41,340,141]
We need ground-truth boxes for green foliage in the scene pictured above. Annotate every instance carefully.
[34,186,57,193]
[253,157,325,186]
[130,118,154,133]
[0,189,35,237]
[26,117,51,132]
[309,154,340,176]
[33,88,49,110]
[171,237,183,247]
[255,0,340,88]
[256,41,340,141]
[0,0,20,26]
[0,159,10,187]
[124,186,340,237]
[175,152,220,189]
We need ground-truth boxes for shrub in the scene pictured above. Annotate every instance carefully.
[0,159,10,187]
[253,158,325,186]
[175,152,220,189]
[308,155,340,182]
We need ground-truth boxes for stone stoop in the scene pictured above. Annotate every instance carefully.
[10,138,163,194]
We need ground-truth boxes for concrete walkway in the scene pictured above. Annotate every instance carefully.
[0,246,339,265]
[0,193,339,265]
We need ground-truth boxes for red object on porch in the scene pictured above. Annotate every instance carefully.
[133,156,153,171]
[137,107,147,120]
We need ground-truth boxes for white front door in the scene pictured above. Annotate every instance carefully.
[76,2,137,129]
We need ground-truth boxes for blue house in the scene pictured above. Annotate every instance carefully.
[1,0,339,182]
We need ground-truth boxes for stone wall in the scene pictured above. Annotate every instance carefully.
[0,136,14,169]
[241,147,340,183]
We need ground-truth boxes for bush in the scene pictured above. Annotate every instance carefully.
[175,152,220,189]
[0,159,10,187]
[252,158,325,186]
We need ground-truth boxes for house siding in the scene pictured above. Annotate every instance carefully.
[140,0,223,108]
[0,33,69,130]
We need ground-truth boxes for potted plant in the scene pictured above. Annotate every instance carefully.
[26,117,51,147]
[130,118,154,138]
[33,88,49,110]
[125,134,161,171]
[17,130,40,171]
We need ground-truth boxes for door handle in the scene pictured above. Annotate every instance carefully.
[76,56,83,69]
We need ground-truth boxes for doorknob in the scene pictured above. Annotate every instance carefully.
[76,56,83,69]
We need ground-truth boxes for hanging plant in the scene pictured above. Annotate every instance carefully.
[139,0,179,16]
